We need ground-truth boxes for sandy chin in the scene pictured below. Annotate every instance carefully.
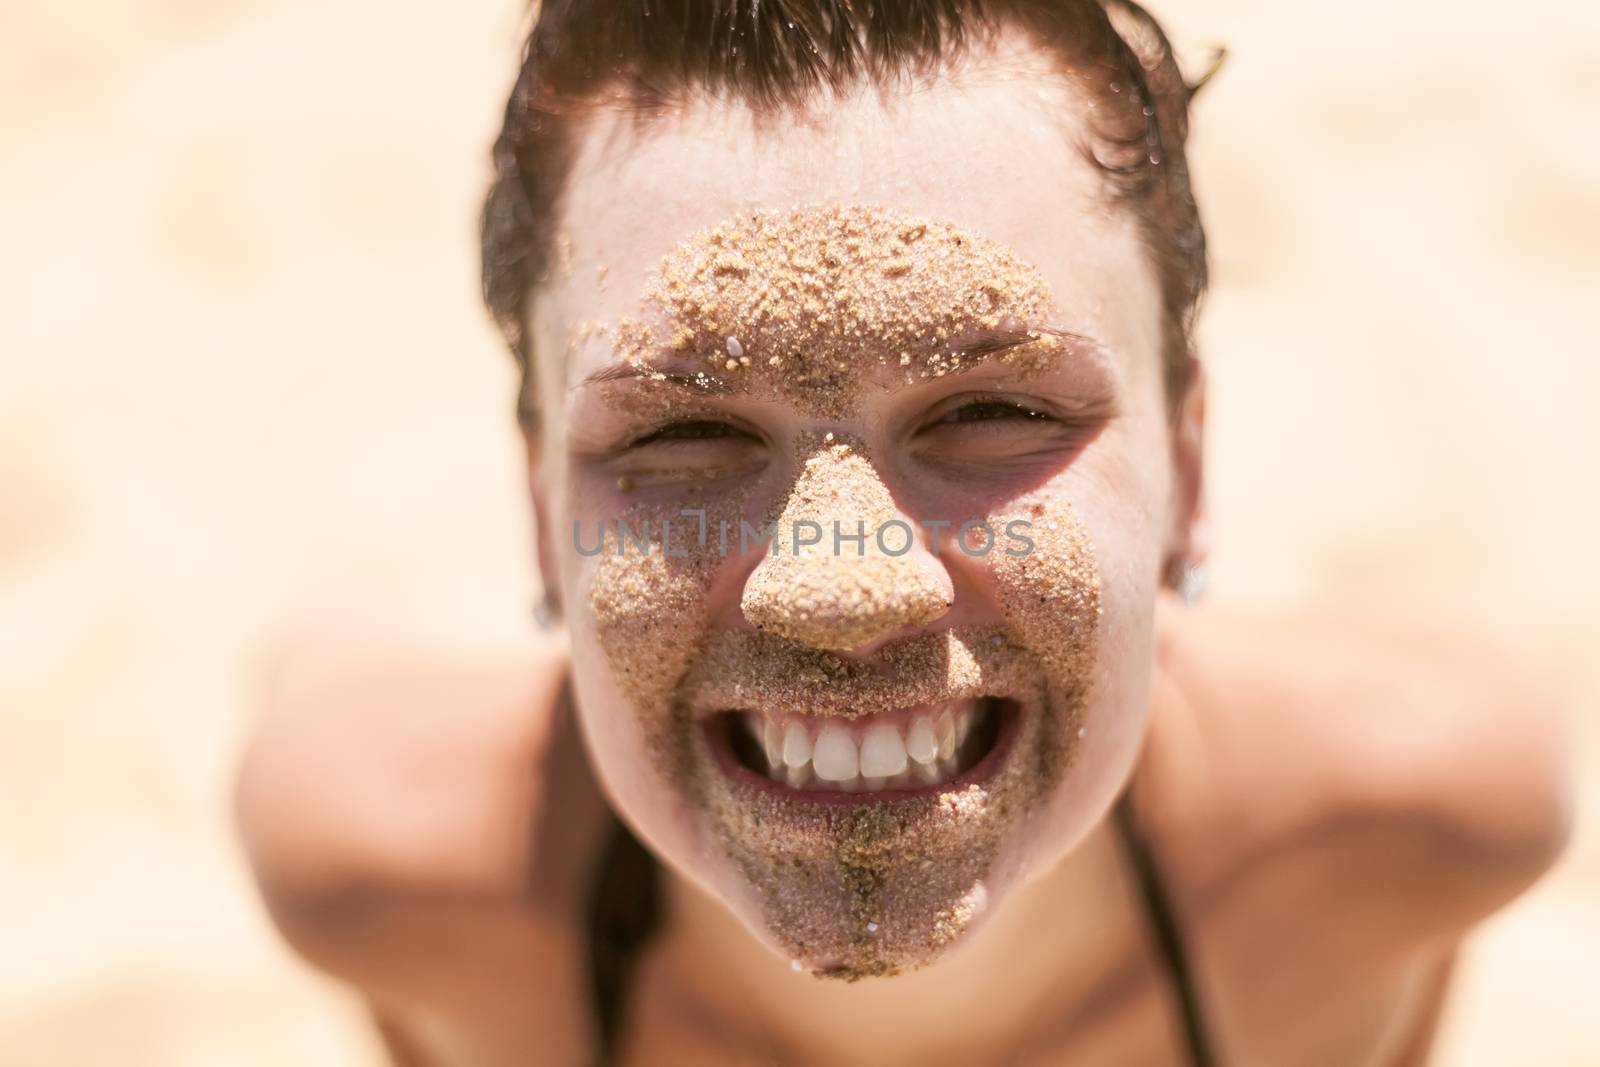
[682,671,1085,980]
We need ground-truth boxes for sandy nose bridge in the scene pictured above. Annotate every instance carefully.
[739,432,953,652]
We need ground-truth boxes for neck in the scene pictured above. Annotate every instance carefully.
[655,812,1141,1065]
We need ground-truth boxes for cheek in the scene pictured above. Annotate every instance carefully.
[558,483,746,835]
[973,421,1166,670]
[962,478,1161,899]
[984,493,1100,681]
[556,468,725,715]
[982,458,1164,782]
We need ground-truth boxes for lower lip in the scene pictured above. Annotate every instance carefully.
[697,699,1023,806]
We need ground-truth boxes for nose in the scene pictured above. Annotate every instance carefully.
[740,434,952,652]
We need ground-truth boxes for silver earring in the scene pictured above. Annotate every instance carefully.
[531,589,562,630]
[1176,559,1209,606]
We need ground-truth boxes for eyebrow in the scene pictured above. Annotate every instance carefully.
[577,362,739,394]
[943,323,1107,367]
[573,322,1106,394]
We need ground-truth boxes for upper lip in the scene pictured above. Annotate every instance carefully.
[677,626,1045,721]
[699,693,1000,724]
[683,671,1036,722]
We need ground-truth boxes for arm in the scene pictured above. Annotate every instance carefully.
[234,634,607,1066]
[1144,600,1575,920]
[1138,600,1576,1066]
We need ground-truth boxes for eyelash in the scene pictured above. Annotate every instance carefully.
[621,397,1062,451]
[936,398,1056,425]
[627,419,753,448]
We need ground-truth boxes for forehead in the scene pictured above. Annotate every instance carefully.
[531,36,1161,408]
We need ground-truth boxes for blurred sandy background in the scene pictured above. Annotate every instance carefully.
[1,1,1595,1064]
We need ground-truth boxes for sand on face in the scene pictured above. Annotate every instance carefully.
[582,205,1104,978]
[2,0,1598,1063]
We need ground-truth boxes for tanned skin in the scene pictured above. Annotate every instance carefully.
[236,596,1572,1066]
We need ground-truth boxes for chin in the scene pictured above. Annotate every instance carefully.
[664,642,1092,980]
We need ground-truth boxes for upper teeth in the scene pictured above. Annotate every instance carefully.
[743,703,973,792]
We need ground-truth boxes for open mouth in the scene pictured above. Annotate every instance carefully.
[702,697,1018,798]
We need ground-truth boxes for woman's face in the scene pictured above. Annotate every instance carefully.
[528,40,1193,978]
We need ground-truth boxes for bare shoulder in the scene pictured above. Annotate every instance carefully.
[1126,598,1576,1063]
[1134,595,1576,932]
[236,628,600,906]
[234,623,607,1051]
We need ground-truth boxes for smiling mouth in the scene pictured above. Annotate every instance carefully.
[702,697,1018,798]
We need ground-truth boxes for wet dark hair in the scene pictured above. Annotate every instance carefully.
[481,0,1213,430]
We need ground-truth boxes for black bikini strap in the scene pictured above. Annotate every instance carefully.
[1112,789,1219,1067]
[586,794,1218,1066]
[585,815,663,1067]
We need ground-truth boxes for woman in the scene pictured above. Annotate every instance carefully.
[236,1,1573,1063]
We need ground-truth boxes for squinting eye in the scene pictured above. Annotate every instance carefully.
[939,399,1055,425]
[629,419,754,448]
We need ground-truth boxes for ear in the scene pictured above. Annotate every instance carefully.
[1161,357,1207,589]
[523,425,563,618]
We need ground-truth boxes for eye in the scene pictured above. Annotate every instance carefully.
[912,391,1104,470]
[628,419,757,448]
[937,399,1056,425]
